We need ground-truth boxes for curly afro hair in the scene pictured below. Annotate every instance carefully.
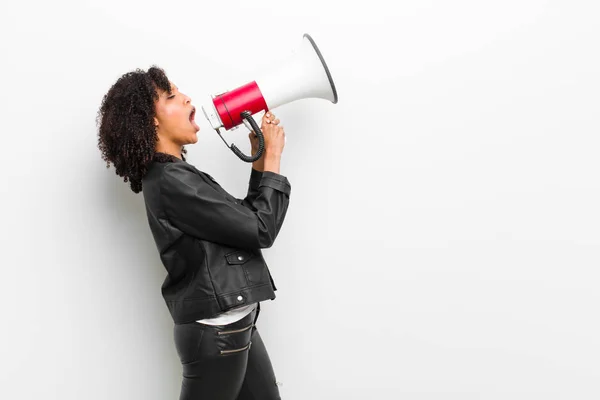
[96,65,187,194]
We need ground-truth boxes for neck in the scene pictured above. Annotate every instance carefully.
[155,142,183,160]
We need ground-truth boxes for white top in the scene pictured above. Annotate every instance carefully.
[196,302,258,326]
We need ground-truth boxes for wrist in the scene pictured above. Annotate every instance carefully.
[252,162,264,172]
[263,152,281,174]
[251,148,264,171]
[264,151,282,159]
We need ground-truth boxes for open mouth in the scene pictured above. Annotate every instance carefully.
[189,106,200,131]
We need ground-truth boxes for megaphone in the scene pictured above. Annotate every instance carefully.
[201,33,338,162]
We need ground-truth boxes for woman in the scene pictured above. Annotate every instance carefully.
[97,65,289,399]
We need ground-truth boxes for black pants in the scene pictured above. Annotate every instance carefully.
[173,303,281,399]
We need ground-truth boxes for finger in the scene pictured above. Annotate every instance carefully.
[271,118,280,125]
[267,112,276,119]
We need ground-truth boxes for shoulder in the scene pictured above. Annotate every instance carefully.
[161,162,200,185]
[161,162,219,193]
[163,161,197,174]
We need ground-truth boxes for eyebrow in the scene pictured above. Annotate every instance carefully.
[163,85,178,97]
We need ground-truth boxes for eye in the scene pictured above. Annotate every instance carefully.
[168,94,175,99]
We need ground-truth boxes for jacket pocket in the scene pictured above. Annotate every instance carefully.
[225,249,256,286]
[225,250,271,285]
[225,249,253,265]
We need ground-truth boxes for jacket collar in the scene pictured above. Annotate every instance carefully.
[152,151,186,164]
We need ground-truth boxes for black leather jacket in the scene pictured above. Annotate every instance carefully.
[141,156,291,324]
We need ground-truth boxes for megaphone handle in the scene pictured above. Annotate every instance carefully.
[230,111,265,163]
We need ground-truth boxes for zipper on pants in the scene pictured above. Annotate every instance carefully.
[220,341,252,355]
[217,323,254,336]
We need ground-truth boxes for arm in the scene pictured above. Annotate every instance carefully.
[238,123,276,208]
[238,151,283,208]
[237,167,264,210]
[160,162,291,249]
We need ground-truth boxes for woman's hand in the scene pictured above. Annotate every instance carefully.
[249,111,284,171]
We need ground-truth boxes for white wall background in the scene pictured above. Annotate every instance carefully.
[1,0,599,399]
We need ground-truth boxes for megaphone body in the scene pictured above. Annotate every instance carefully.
[201,33,338,162]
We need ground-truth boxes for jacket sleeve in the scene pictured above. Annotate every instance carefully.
[160,162,291,249]
[237,168,265,210]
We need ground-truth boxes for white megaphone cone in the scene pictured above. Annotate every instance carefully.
[201,33,338,162]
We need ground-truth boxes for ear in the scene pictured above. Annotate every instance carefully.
[154,116,159,127]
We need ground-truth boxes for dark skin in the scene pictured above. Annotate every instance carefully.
[97,66,285,193]
[249,111,284,173]
[153,80,286,174]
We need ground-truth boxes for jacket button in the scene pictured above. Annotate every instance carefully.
[237,295,244,302]
[238,255,244,261]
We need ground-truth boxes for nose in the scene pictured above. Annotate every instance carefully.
[183,94,191,104]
